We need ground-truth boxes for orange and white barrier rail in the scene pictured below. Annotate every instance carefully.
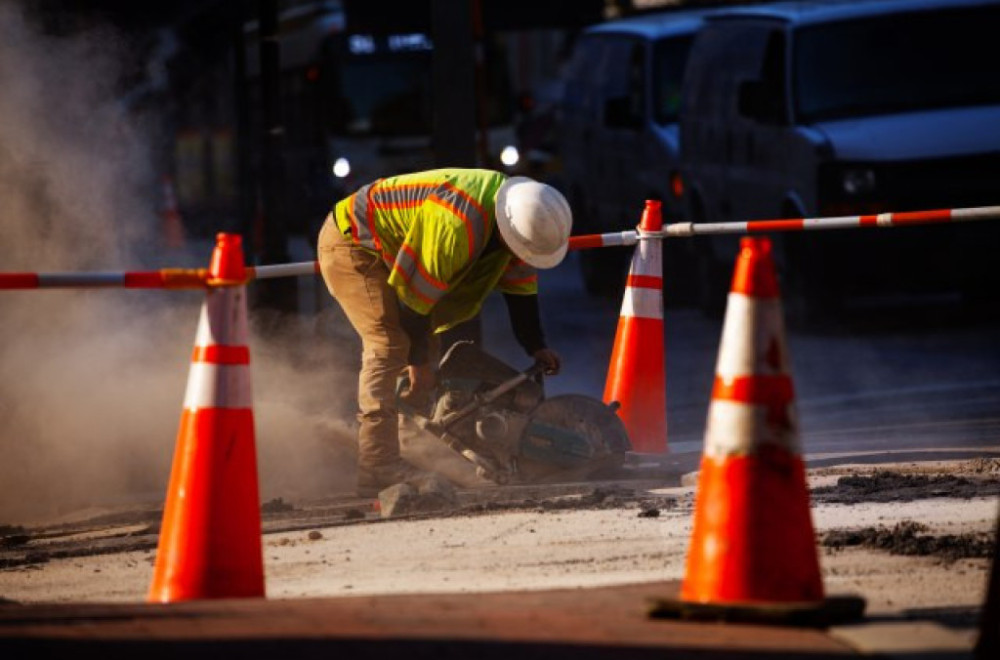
[567,205,1000,250]
[0,262,319,290]
[4,206,996,289]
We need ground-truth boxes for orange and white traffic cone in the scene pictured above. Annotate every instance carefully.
[683,236,821,604]
[161,175,186,249]
[603,200,667,454]
[148,233,264,602]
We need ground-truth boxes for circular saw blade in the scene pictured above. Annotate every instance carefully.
[516,395,631,483]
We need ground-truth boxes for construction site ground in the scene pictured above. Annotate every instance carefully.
[2,452,999,657]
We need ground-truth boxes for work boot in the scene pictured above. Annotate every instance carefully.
[356,459,440,497]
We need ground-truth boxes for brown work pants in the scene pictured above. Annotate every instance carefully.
[317,215,409,469]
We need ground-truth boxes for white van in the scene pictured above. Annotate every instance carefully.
[679,0,1000,320]
[557,10,709,299]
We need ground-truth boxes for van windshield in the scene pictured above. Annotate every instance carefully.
[320,34,434,136]
[320,33,513,137]
[652,35,694,125]
[794,5,1000,123]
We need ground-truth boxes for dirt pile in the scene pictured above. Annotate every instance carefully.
[812,470,1000,504]
[822,520,995,562]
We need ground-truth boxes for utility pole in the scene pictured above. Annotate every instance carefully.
[232,0,254,252]
[254,0,296,315]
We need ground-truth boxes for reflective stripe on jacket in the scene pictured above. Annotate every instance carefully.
[333,168,538,332]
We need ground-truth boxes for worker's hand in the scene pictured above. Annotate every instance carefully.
[400,362,436,409]
[532,348,561,376]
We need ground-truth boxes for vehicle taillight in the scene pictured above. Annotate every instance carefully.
[670,171,684,199]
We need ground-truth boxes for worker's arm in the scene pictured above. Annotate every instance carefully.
[503,293,561,375]
[398,301,435,403]
[398,301,431,365]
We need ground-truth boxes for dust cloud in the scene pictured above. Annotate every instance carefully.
[0,4,357,525]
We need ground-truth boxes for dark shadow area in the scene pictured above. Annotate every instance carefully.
[0,636,856,660]
[789,297,1000,338]
[865,605,983,630]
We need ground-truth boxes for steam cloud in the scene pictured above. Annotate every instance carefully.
[0,3,356,525]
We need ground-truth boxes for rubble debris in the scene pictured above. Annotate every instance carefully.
[0,534,30,548]
[261,498,295,513]
[379,476,458,518]
[638,507,661,518]
[967,457,1000,475]
[812,470,1000,504]
[460,486,676,516]
[822,520,995,562]
[307,530,323,541]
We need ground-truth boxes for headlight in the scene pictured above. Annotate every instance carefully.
[842,168,876,196]
[332,157,351,178]
[500,145,519,168]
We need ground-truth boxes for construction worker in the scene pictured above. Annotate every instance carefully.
[317,168,573,496]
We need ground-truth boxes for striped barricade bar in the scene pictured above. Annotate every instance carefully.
[3,206,997,289]
[246,261,320,280]
[0,269,211,290]
[569,204,1000,249]
[0,262,321,291]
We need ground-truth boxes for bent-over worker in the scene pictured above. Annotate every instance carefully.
[317,168,573,496]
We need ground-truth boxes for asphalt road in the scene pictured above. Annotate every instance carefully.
[481,249,1000,461]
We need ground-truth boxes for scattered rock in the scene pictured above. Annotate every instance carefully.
[638,507,660,518]
[307,530,323,541]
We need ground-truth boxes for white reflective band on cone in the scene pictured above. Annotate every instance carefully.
[714,294,788,378]
[183,363,254,410]
[197,289,250,347]
[633,240,662,276]
[704,399,801,456]
[620,286,662,320]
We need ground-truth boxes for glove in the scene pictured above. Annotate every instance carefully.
[532,348,561,376]
[399,362,436,409]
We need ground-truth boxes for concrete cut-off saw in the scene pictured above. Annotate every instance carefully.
[398,341,632,488]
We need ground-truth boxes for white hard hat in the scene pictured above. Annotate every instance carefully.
[495,177,572,269]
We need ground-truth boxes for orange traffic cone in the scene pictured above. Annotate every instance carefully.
[603,200,667,454]
[684,236,822,603]
[161,175,186,249]
[148,233,264,602]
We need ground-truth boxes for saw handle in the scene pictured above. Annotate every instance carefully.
[440,362,546,432]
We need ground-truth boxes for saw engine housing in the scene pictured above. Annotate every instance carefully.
[407,342,632,485]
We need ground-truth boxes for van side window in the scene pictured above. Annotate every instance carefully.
[653,35,693,125]
[755,31,788,124]
[627,42,645,123]
[720,25,784,125]
[602,37,644,128]
[562,36,606,119]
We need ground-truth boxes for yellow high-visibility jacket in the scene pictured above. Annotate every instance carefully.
[333,168,537,332]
